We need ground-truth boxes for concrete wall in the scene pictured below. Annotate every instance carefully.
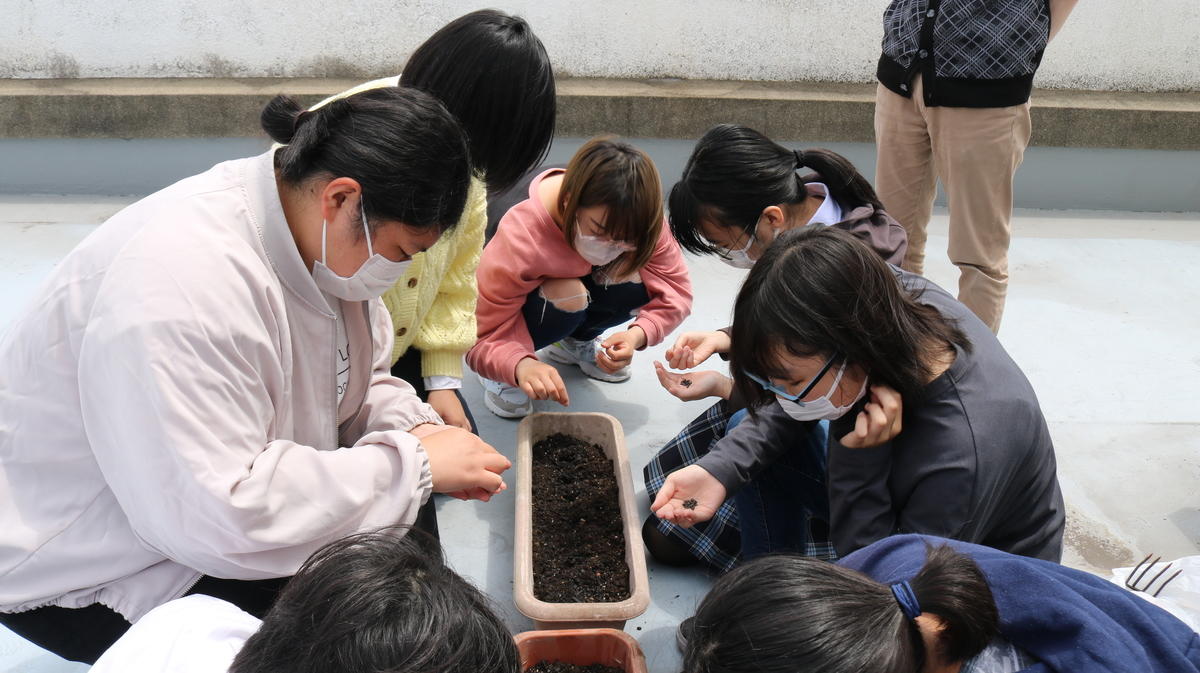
[3,1,1198,92]
[4,137,1199,214]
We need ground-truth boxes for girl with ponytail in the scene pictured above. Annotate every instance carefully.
[684,534,1200,673]
[666,124,904,268]
[642,124,907,571]
[0,87,513,662]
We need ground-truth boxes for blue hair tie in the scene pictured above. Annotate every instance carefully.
[890,581,922,619]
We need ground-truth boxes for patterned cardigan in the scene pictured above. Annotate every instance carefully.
[878,0,1051,108]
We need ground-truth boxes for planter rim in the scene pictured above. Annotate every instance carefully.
[513,411,652,625]
[514,628,648,673]
[514,627,641,644]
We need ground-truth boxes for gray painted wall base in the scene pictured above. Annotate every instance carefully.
[1,137,1197,213]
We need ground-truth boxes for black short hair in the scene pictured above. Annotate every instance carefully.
[260,87,470,235]
[729,225,971,407]
[229,530,518,673]
[669,124,883,257]
[401,9,556,194]
[685,544,998,673]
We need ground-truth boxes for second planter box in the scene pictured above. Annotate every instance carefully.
[514,412,651,630]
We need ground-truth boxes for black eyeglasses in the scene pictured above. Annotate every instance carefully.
[745,352,841,402]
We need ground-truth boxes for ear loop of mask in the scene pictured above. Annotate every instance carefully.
[320,219,329,265]
[360,199,374,257]
[320,197,374,268]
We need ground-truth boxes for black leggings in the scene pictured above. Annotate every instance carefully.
[0,575,289,665]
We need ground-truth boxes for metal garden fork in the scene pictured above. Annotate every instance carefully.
[1125,553,1184,598]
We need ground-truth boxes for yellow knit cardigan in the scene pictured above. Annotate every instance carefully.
[308,75,484,378]
[382,176,484,378]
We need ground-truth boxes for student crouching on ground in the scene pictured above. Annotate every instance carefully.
[91,530,518,673]
[682,535,1200,673]
[0,89,510,663]
[643,124,908,570]
[467,138,693,419]
[299,9,557,433]
[652,226,1064,569]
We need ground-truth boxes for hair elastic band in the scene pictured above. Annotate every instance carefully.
[793,149,807,169]
[292,110,314,136]
[890,581,922,619]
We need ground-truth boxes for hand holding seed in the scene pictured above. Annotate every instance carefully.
[651,464,726,527]
[653,363,733,402]
[597,327,646,373]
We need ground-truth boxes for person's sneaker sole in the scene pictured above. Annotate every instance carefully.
[543,342,631,383]
[482,390,532,419]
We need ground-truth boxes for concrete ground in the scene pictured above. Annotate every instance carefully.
[1,196,1197,672]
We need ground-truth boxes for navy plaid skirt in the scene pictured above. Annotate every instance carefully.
[643,400,837,573]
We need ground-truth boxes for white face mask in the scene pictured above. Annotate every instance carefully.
[311,200,413,301]
[776,362,869,422]
[717,220,777,269]
[719,231,756,269]
[575,232,631,266]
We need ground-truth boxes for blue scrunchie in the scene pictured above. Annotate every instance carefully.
[890,581,922,619]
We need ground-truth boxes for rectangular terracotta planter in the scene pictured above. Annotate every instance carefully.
[515,628,648,673]
[515,412,651,630]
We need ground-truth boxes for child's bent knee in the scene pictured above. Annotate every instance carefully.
[540,278,589,312]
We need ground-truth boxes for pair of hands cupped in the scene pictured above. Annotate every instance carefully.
[654,330,734,402]
[650,331,905,528]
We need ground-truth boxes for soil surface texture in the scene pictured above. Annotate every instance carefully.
[532,433,631,603]
[527,662,624,673]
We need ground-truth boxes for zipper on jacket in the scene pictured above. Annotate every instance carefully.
[173,571,205,601]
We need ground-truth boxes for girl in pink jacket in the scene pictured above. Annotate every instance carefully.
[467,138,693,418]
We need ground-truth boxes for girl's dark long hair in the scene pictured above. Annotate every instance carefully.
[729,226,970,409]
[261,87,470,235]
[669,123,883,256]
[401,9,556,194]
[684,544,999,673]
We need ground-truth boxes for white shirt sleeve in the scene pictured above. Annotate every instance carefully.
[423,375,463,391]
[91,595,261,673]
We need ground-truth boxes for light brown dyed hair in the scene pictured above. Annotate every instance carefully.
[558,137,664,278]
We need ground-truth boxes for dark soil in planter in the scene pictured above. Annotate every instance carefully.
[532,432,631,603]
[527,661,624,673]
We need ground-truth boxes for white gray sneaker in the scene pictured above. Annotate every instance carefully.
[480,376,533,418]
[544,336,631,383]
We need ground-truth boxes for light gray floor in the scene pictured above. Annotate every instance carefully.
[1,197,1198,672]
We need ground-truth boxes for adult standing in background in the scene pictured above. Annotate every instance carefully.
[874,0,1079,332]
